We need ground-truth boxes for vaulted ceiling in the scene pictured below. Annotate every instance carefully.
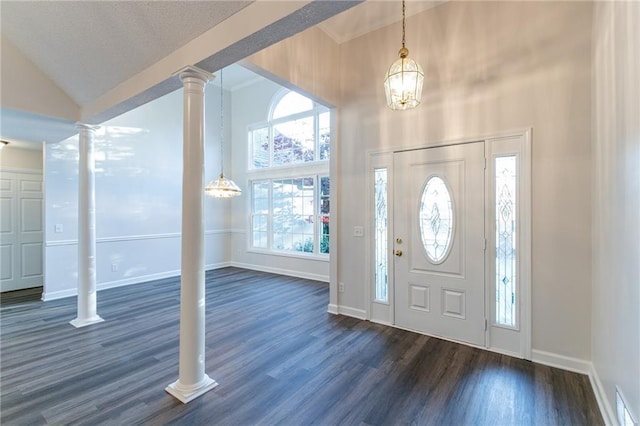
[0,0,443,146]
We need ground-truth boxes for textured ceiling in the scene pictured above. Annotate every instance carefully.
[0,1,253,105]
[1,0,453,145]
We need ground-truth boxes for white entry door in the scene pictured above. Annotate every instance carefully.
[393,142,485,346]
[0,172,44,292]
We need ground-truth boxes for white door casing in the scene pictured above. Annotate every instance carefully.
[393,142,485,346]
[0,171,44,292]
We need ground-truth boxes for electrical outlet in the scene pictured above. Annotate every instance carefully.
[353,226,364,237]
[111,263,118,272]
[339,282,345,292]
[54,224,63,233]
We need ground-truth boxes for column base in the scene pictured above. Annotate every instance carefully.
[69,316,104,328]
[165,375,218,404]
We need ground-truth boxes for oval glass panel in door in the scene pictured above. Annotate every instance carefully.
[419,176,454,263]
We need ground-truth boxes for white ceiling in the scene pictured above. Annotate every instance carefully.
[1,1,254,106]
[0,0,447,146]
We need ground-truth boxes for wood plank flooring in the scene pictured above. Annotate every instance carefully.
[1,267,602,425]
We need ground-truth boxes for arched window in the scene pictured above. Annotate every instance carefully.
[250,89,330,169]
[271,91,313,119]
[248,89,331,256]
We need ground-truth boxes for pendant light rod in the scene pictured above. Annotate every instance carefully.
[401,0,406,50]
[205,67,242,198]
[219,70,224,176]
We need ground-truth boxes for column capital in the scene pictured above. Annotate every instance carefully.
[173,66,214,85]
[76,122,100,133]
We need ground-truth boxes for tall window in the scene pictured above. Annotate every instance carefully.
[374,169,388,301]
[249,90,330,256]
[495,155,517,327]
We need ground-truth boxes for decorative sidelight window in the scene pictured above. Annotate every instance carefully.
[374,168,389,302]
[495,155,517,327]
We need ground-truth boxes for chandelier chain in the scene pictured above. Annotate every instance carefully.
[219,69,224,176]
[402,0,406,49]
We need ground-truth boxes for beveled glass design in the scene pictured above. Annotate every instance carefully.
[319,176,330,254]
[419,176,453,263]
[495,156,517,327]
[374,169,388,302]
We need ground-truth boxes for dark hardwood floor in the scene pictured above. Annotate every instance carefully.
[1,268,602,425]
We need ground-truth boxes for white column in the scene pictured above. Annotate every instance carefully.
[165,66,218,404]
[70,123,104,328]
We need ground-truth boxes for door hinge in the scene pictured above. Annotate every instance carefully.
[484,238,487,251]
[484,157,487,170]
[485,319,488,331]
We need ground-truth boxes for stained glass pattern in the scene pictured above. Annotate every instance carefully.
[495,156,517,327]
[374,169,388,302]
[419,177,454,263]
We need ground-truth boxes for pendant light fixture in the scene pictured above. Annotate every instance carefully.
[205,69,241,198]
[383,0,424,110]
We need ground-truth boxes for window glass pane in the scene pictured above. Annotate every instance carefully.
[251,127,269,168]
[495,155,517,327]
[272,91,313,119]
[374,169,388,301]
[272,177,314,253]
[319,112,330,161]
[320,176,330,254]
[273,117,315,166]
[252,181,269,214]
[252,215,268,249]
[419,176,454,263]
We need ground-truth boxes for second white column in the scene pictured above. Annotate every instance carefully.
[165,66,218,404]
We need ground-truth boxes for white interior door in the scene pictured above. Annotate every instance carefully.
[0,172,44,292]
[393,142,485,346]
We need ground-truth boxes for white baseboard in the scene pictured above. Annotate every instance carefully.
[42,288,77,301]
[589,364,617,426]
[42,262,233,301]
[326,303,367,320]
[531,349,592,374]
[229,261,328,283]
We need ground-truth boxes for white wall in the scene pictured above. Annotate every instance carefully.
[336,1,593,361]
[0,146,43,170]
[229,77,330,281]
[246,26,341,107]
[242,2,595,363]
[592,2,640,424]
[44,84,233,299]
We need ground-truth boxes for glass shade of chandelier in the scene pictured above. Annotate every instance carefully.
[383,0,424,111]
[205,69,241,198]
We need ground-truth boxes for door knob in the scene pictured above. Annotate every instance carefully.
[394,249,403,257]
